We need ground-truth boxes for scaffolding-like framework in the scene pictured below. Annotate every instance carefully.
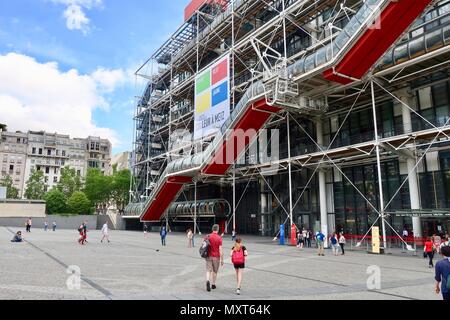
[128,0,450,247]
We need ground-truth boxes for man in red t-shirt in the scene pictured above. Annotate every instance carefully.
[206,224,223,292]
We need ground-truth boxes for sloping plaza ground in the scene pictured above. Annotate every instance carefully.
[0,226,442,300]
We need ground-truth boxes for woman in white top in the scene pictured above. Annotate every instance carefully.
[101,222,110,243]
[187,229,194,248]
[339,233,346,255]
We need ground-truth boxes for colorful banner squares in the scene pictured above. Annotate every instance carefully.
[211,58,228,85]
[196,70,210,95]
[196,91,211,114]
[211,81,228,107]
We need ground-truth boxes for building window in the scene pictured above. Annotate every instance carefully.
[39,148,43,155]
[32,147,36,154]
[47,149,51,156]
[77,170,81,176]
[45,176,49,183]
[62,150,66,157]
[54,168,58,175]
[45,167,50,174]
[56,150,59,156]
[53,177,58,183]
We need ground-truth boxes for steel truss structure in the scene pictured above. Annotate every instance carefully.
[127,0,450,247]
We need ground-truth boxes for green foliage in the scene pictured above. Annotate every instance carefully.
[57,167,83,200]
[111,169,131,210]
[0,175,19,199]
[24,170,47,200]
[68,191,92,215]
[84,168,113,207]
[44,188,67,214]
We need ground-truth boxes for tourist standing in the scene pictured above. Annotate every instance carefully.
[339,233,346,255]
[231,229,237,242]
[52,221,57,232]
[330,233,340,256]
[205,224,223,292]
[424,237,435,268]
[187,229,194,248]
[101,222,110,243]
[306,230,312,248]
[160,226,167,246]
[231,238,248,295]
[434,246,450,301]
[25,218,32,233]
[296,230,304,248]
[44,221,48,232]
[316,230,325,256]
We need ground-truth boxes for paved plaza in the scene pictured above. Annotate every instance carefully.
[0,226,443,300]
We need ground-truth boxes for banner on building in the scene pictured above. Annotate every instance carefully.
[194,54,230,140]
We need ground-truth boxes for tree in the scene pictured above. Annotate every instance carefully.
[44,188,67,214]
[68,191,92,215]
[84,169,113,213]
[57,167,83,199]
[111,169,131,211]
[24,170,46,200]
[0,175,19,199]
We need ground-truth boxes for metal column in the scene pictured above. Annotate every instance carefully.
[194,181,197,235]
[287,113,294,231]
[316,117,328,245]
[400,93,422,237]
[371,81,388,249]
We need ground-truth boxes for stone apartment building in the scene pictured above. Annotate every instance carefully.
[0,127,112,198]
[0,130,28,198]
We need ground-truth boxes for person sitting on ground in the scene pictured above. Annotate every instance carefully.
[11,231,23,243]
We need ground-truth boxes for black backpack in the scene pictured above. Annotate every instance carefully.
[199,235,210,259]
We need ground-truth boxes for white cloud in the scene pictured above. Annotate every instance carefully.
[0,52,127,147]
[64,5,90,35]
[50,0,103,35]
[92,68,127,93]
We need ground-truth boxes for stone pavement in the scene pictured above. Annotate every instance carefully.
[0,227,442,300]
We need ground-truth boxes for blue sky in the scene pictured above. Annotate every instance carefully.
[0,0,188,154]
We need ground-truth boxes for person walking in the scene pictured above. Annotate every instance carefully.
[231,229,237,242]
[231,238,248,295]
[83,221,88,243]
[187,229,194,248]
[316,230,325,256]
[160,226,167,246]
[101,222,110,243]
[339,232,346,255]
[330,233,340,256]
[434,246,450,301]
[77,222,86,245]
[434,234,442,255]
[52,221,57,232]
[424,237,435,268]
[44,221,48,232]
[143,224,148,238]
[205,224,224,292]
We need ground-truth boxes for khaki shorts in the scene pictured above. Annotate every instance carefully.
[206,257,220,273]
